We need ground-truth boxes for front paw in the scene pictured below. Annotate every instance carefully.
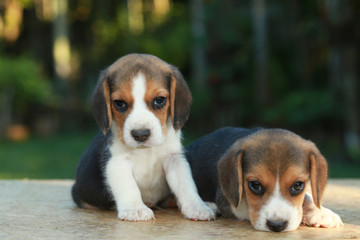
[182,203,216,221]
[302,206,343,228]
[117,206,155,221]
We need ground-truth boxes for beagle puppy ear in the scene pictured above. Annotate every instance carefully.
[217,142,244,208]
[169,66,192,130]
[91,69,112,134]
[309,144,328,209]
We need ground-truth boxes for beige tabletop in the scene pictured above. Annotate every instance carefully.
[0,179,359,239]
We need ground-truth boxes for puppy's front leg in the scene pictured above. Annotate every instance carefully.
[302,193,343,228]
[163,153,216,221]
[106,157,154,221]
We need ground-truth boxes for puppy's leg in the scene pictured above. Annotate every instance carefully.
[302,193,343,228]
[106,157,154,221]
[163,154,216,221]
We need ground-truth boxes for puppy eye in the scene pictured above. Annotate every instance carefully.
[152,97,167,110]
[248,180,265,196]
[290,181,305,196]
[113,100,128,112]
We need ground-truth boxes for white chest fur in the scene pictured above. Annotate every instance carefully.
[106,124,182,207]
[127,147,170,206]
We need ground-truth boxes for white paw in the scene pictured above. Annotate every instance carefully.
[205,201,219,214]
[182,202,216,221]
[117,206,155,221]
[302,206,343,228]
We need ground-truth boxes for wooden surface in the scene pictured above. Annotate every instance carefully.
[1,179,360,239]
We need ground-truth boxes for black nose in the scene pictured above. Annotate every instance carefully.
[266,220,288,232]
[131,129,151,142]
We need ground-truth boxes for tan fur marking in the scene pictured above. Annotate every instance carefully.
[103,79,112,133]
[169,76,176,127]
[244,165,276,227]
[280,166,309,220]
[145,79,170,135]
[309,152,328,208]
[110,80,134,144]
[236,153,243,204]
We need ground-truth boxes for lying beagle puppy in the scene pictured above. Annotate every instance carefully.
[72,54,215,221]
[186,127,343,232]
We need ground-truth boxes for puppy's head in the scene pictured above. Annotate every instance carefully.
[91,53,192,148]
[218,129,328,232]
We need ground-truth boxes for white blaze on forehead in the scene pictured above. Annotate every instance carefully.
[255,176,301,232]
[131,73,148,126]
[123,73,165,148]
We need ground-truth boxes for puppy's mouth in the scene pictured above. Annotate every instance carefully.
[139,140,165,148]
[125,138,160,149]
[134,143,152,148]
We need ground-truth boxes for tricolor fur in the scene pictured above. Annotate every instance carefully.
[186,127,343,232]
[72,54,215,221]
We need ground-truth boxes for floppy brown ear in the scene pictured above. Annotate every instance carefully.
[91,69,112,134]
[309,145,328,208]
[217,142,243,208]
[169,66,192,130]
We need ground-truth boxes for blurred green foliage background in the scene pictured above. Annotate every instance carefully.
[0,0,359,179]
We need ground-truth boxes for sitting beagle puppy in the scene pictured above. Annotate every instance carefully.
[186,127,343,232]
[71,54,215,221]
